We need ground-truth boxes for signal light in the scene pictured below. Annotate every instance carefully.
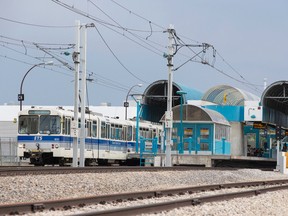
[276,125,282,141]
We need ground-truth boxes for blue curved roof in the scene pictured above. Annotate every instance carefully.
[173,83,203,101]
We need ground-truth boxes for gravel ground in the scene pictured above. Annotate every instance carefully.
[1,169,288,215]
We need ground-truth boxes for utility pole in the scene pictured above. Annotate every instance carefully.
[72,20,80,167]
[164,24,175,167]
[78,23,94,167]
[79,24,87,167]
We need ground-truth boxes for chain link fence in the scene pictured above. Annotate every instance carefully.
[0,137,19,166]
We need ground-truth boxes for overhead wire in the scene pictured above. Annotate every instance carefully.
[0,33,134,93]
[2,0,265,97]
[88,0,165,55]
[172,32,263,92]
[93,25,148,84]
[51,0,165,56]
[0,16,75,28]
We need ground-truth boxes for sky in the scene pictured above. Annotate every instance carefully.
[0,0,287,107]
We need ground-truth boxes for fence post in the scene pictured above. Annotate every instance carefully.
[222,137,226,154]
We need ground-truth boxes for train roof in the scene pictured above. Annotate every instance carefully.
[0,105,136,122]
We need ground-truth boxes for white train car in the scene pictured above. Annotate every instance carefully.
[17,106,162,166]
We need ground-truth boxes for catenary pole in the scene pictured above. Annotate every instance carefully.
[72,20,80,167]
[79,24,87,167]
[165,25,175,167]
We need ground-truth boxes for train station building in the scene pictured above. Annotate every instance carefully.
[0,80,287,166]
[140,80,288,160]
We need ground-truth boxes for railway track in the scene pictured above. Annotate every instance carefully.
[0,166,237,176]
[1,179,288,215]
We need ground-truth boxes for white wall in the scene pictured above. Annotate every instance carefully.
[230,122,244,156]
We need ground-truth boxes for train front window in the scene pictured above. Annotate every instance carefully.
[19,115,39,134]
[40,115,61,134]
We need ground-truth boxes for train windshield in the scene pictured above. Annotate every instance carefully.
[19,114,61,134]
[19,115,38,134]
[39,115,61,134]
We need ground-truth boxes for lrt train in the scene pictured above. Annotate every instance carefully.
[17,106,163,166]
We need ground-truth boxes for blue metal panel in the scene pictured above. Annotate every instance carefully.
[196,124,214,152]
[174,122,214,153]
[175,83,203,101]
[215,139,231,155]
[204,105,244,122]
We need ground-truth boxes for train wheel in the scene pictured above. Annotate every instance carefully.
[59,158,65,166]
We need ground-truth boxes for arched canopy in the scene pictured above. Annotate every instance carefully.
[143,80,203,105]
[261,80,288,127]
[160,104,230,126]
[202,85,259,106]
[261,81,288,114]
[142,80,203,122]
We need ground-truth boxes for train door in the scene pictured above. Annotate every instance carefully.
[86,120,93,150]
[183,126,196,153]
[196,124,213,153]
[106,123,111,151]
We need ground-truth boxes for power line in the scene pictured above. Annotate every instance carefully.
[0,16,75,28]
[51,0,165,56]
[93,25,148,84]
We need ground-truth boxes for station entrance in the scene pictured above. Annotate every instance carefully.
[141,80,203,122]
[244,80,288,159]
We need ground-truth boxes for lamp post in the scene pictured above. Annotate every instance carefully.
[18,61,53,111]
[176,90,187,154]
[124,84,142,120]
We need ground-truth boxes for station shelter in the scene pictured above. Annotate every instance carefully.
[200,84,260,157]
[141,80,203,122]
[140,80,288,158]
[141,80,232,156]
[159,104,231,155]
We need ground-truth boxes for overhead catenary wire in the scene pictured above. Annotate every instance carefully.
[0,16,75,28]
[93,25,148,84]
[172,32,263,92]
[51,0,165,57]
[0,33,139,94]
[2,0,265,98]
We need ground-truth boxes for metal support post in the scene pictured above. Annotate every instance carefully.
[79,25,87,167]
[165,24,175,167]
[72,20,80,167]
[177,90,186,154]
[135,100,140,153]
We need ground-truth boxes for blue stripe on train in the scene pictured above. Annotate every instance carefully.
[18,135,135,148]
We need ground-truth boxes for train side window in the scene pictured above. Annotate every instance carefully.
[106,124,111,139]
[64,117,71,135]
[123,126,127,141]
[118,125,123,140]
[111,124,115,139]
[132,126,136,141]
[127,126,132,141]
[101,121,106,138]
[87,121,92,137]
[92,120,97,137]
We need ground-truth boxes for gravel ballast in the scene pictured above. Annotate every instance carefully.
[1,169,288,215]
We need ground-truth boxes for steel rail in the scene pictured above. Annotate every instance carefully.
[0,179,288,215]
[0,166,237,177]
[76,184,288,216]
